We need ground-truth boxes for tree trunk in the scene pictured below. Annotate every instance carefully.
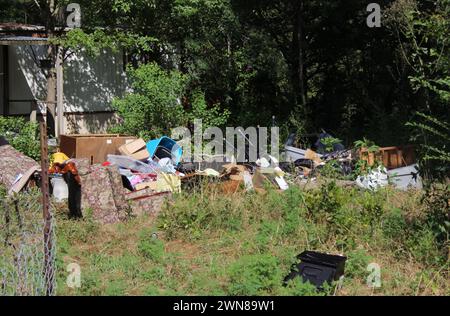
[44,0,57,136]
[45,43,57,137]
[291,0,307,108]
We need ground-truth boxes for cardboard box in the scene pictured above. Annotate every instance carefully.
[60,134,136,164]
[118,138,149,160]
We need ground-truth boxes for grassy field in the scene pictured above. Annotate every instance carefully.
[54,180,449,296]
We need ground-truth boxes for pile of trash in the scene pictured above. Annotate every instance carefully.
[284,132,422,191]
[45,135,294,224]
[0,131,423,225]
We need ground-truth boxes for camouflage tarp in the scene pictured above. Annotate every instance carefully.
[80,165,131,224]
[69,158,91,176]
[125,189,171,218]
[0,144,40,194]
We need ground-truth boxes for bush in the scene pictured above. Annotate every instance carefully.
[158,190,243,240]
[0,116,40,160]
[382,207,408,241]
[422,183,450,247]
[111,63,187,140]
[110,63,230,140]
[304,181,344,222]
[227,254,282,295]
[345,249,372,279]
[187,89,230,129]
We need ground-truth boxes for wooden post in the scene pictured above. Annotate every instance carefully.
[3,45,9,116]
[56,47,64,137]
[40,122,53,296]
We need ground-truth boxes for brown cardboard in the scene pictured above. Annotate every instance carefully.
[118,138,150,160]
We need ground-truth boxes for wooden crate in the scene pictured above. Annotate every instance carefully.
[60,134,137,164]
[359,145,416,170]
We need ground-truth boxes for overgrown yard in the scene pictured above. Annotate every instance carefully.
[55,181,449,296]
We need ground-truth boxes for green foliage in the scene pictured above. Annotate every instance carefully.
[345,249,372,279]
[351,138,382,177]
[281,279,323,296]
[354,138,380,153]
[54,29,157,57]
[421,183,450,248]
[110,63,187,139]
[187,89,230,129]
[382,208,408,241]
[138,230,165,263]
[407,112,450,180]
[54,182,450,296]
[321,137,343,153]
[158,189,243,240]
[304,181,344,220]
[227,254,282,295]
[0,116,40,160]
[110,63,230,139]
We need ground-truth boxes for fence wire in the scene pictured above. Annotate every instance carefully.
[0,188,56,296]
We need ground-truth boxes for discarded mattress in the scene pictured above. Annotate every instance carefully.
[0,144,40,195]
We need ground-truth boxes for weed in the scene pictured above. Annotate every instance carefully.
[138,230,165,263]
[227,254,282,295]
[345,249,372,279]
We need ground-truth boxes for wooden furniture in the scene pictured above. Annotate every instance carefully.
[359,145,416,170]
[60,134,136,165]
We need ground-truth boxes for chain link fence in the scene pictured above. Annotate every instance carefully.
[0,188,56,296]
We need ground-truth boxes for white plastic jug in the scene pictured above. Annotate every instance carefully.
[51,177,69,202]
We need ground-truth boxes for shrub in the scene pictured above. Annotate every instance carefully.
[227,254,282,295]
[406,228,443,266]
[382,207,408,241]
[110,63,230,140]
[422,183,450,247]
[110,63,187,140]
[304,181,344,222]
[187,89,230,129]
[345,249,372,279]
[158,190,243,240]
[407,112,450,181]
[0,116,40,160]
[281,278,323,296]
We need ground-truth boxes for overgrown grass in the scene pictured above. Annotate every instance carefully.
[55,181,449,296]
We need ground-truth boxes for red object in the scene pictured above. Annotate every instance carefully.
[49,162,81,185]
[102,161,112,167]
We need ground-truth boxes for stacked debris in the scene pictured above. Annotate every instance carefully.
[283,131,422,190]
[1,130,424,225]
[46,136,186,223]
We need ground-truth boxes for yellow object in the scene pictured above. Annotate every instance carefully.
[156,173,181,193]
[51,152,70,165]
[134,174,181,193]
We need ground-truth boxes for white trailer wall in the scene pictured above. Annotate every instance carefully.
[8,45,127,132]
